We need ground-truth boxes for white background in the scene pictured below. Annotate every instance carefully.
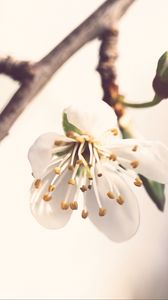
[0,0,168,299]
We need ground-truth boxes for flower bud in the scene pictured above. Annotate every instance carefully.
[153,51,168,99]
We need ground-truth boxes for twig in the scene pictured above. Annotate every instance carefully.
[0,0,135,141]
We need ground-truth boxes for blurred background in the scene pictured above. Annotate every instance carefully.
[0,0,168,299]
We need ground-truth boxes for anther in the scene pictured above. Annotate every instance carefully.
[66,131,75,138]
[34,179,42,189]
[54,167,61,175]
[107,191,115,199]
[61,201,69,210]
[68,165,74,171]
[54,140,66,146]
[134,177,142,187]
[75,136,85,143]
[109,154,117,161]
[97,173,103,177]
[48,184,56,192]
[70,201,78,210]
[43,193,52,201]
[111,128,119,136]
[131,160,139,169]
[80,185,88,192]
[88,184,92,190]
[68,178,76,185]
[99,208,107,216]
[132,145,138,152]
[76,159,83,165]
[81,210,89,219]
[117,195,124,205]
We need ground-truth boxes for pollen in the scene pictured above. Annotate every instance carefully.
[132,145,138,152]
[109,154,117,161]
[43,193,52,201]
[80,185,88,192]
[134,177,143,187]
[81,210,89,219]
[111,128,119,136]
[131,160,139,169]
[54,167,61,175]
[61,201,69,210]
[34,179,42,189]
[117,195,124,205]
[48,184,56,192]
[107,191,115,199]
[70,201,78,210]
[68,178,76,185]
[99,207,107,216]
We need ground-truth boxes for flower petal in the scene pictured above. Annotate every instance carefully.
[30,170,75,229]
[28,132,74,178]
[64,102,118,137]
[85,167,140,242]
[109,139,168,184]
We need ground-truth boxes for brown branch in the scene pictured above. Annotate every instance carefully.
[97,28,125,118]
[0,0,135,142]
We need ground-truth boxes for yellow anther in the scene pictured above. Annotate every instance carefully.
[109,154,117,161]
[134,177,143,187]
[131,160,139,169]
[43,193,52,201]
[117,195,124,205]
[111,128,119,136]
[81,210,89,219]
[68,178,76,185]
[68,165,74,171]
[61,201,69,210]
[107,191,115,199]
[54,167,61,175]
[54,140,66,146]
[80,185,88,192]
[75,136,85,143]
[48,184,56,192]
[132,145,138,152]
[70,201,78,210]
[34,179,42,189]
[99,208,107,216]
[76,159,83,165]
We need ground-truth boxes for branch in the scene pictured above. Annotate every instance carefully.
[0,0,135,141]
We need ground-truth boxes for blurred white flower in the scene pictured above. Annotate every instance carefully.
[28,101,168,242]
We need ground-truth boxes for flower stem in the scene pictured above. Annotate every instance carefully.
[120,94,162,108]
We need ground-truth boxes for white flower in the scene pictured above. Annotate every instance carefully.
[28,101,168,242]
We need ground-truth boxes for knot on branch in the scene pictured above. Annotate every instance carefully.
[97,29,119,105]
[0,56,35,82]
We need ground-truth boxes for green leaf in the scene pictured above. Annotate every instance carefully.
[139,175,165,211]
[120,125,166,211]
[62,113,82,135]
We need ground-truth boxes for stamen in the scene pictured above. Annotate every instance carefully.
[54,167,61,175]
[109,154,117,161]
[107,191,115,199]
[99,208,107,216]
[117,195,124,205]
[111,128,119,136]
[93,148,103,177]
[88,142,93,167]
[68,162,80,185]
[81,209,89,219]
[132,145,138,152]
[34,179,42,189]
[68,178,76,185]
[69,143,78,170]
[131,160,139,169]
[78,142,88,167]
[43,193,52,201]
[48,184,56,192]
[80,185,88,192]
[134,177,143,187]
[70,201,78,210]
[61,201,69,210]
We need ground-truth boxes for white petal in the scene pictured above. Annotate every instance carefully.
[64,101,118,137]
[28,132,74,178]
[30,170,75,229]
[110,139,168,183]
[85,168,140,242]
